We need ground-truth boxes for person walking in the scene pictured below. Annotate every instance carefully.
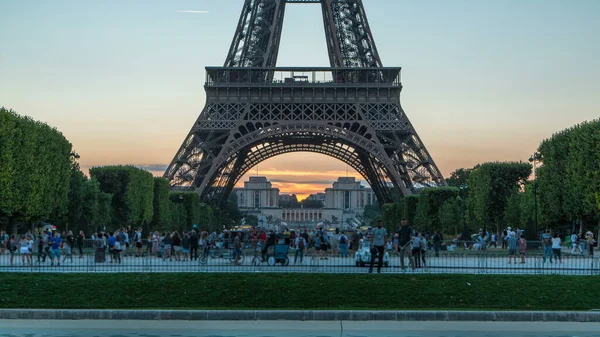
[397,219,414,270]
[552,233,562,263]
[542,230,553,263]
[369,220,387,274]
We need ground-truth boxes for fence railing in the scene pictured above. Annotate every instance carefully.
[0,244,598,275]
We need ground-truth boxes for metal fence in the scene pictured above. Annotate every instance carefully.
[0,243,598,275]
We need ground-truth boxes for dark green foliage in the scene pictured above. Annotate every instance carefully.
[467,162,531,232]
[362,203,381,226]
[151,177,171,231]
[1,273,599,310]
[90,166,154,228]
[445,168,472,188]
[537,119,600,230]
[438,197,463,235]
[414,187,460,232]
[0,107,72,230]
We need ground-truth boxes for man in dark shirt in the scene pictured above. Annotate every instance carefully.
[397,219,414,269]
[189,231,199,260]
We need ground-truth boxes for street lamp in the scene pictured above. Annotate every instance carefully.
[69,152,80,232]
[529,152,542,238]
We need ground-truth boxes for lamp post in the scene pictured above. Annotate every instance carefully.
[69,152,80,233]
[528,152,542,238]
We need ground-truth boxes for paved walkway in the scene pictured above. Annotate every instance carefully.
[1,320,600,337]
[1,253,598,275]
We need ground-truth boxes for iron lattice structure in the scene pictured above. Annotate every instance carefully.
[164,0,446,205]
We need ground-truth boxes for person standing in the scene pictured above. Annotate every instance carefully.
[63,230,74,263]
[412,233,422,268]
[294,235,306,264]
[571,232,581,254]
[189,230,198,261]
[369,220,387,274]
[76,231,85,258]
[432,231,442,257]
[552,233,562,263]
[49,231,62,267]
[182,232,190,261]
[541,230,553,263]
[507,232,518,264]
[518,234,527,264]
[233,232,242,265]
[397,219,414,270]
[419,232,427,268]
[586,232,595,257]
[133,228,142,257]
[338,232,349,258]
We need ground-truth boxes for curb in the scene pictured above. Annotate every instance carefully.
[0,310,599,322]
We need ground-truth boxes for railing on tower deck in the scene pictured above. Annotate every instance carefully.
[205,67,402,87]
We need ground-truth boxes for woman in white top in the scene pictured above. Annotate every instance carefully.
[552,233,562,263]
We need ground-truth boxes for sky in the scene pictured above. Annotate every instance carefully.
[1,0,599,200]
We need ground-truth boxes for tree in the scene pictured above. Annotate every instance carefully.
[414,187,460,232]
[438,197,463,235]
[445,168,473,188]
[467,162,531,233]
[504,190,523,230]
[151,177,171,231]
[537,119,600,232]
[90,166,154,228]
[0,107,72,233]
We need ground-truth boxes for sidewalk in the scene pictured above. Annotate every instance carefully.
[1,309,599,322]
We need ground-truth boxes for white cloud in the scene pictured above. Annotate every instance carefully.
[176,10,209,14]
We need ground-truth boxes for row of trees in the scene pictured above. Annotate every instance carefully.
[0,107,72,233]
[383,119,600,238]
[0,107,239,235]
[537,119,600,230]
[383,162,531,237]
[71,166,236,235]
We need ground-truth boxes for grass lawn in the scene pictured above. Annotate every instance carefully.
[1,273,597,310]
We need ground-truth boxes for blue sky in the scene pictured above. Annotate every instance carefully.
[1,0,599,199]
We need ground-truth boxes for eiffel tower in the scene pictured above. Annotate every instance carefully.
[164,0,446,205]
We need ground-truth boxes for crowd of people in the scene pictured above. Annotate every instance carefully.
[0,221,597,268]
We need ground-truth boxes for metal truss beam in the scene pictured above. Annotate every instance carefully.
[165,1,447,206]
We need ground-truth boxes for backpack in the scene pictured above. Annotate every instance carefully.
[543,235,552,246]
[339,235,347,244]
[298,238,305,249]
